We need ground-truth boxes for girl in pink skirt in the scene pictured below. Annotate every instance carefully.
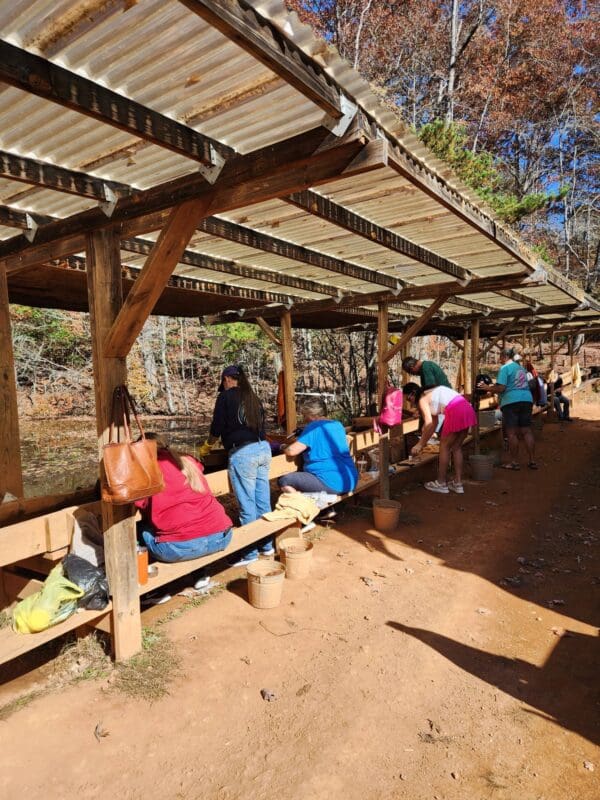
[403,382,477,494]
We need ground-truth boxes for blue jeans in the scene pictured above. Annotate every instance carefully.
[140,526,233,563]
[228,440,272,557]
[278,471,335,493]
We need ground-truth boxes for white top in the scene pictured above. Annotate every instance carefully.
[428,385,459,415]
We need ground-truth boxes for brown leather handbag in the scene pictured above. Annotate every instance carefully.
[101,386,164,504]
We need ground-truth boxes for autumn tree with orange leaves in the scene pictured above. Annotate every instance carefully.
[286,0,599,292]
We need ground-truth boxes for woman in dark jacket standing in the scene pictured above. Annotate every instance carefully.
[207,365,273,564]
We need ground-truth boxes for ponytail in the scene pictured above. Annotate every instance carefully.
[236,366,263,433]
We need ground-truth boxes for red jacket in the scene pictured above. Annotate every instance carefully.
[135,452,232,542]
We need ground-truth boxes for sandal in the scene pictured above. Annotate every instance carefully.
[528,462,539,470]
[501,463,520,471]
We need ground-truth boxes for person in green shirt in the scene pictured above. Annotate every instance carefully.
[402,357,451,390]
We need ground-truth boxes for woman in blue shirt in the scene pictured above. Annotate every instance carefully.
[478,348,537,470]
[279,398,359,495]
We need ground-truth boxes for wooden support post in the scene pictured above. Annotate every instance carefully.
[462,327,469,395]
[377,302,390,499]
[470,319,480,454]
[0,265,23,500]
[86,229,141,661]
[569,336,575,411]
[522,325,527,351]
[401,341,411,387]
[280,312,297,435]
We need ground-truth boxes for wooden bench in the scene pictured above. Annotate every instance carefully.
[0,443,383,666]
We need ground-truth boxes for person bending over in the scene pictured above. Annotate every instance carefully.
[403,382,477,495]
[402,357,451,390]
[279,398,359,496]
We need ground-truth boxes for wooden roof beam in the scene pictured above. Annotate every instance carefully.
[0,40,232,171]
[494,287,540,308]
[44,254,296,305]
[286,189,473,284]
[123,236,347,298]
[0,149,130,202]
[0,121,382,272]
[178,0,345,120]
[206,274,537,324]
[199,216,403,290]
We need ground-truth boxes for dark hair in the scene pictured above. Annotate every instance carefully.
[402,381,423,402]
[236,366,263,433]
[402,357,418,372]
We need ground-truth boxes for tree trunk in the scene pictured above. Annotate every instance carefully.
[158,316,176,414]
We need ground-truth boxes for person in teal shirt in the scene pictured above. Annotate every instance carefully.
[478,348,536,470]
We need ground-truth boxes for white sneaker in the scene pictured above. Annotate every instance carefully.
[260,547,275,557]
[227,554,259,568]
[424,480,449,494]
[448,481,464,494]
[300,521,316,534]
[194,575,211,590]
[141,592,172,606]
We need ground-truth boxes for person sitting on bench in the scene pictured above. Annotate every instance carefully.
[550,376,572,421]
[279,398,359,502]
[136,435,233,570]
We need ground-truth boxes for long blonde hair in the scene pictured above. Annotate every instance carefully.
[146,434,205,493]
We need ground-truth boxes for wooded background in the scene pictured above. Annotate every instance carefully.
[9,0,598,420]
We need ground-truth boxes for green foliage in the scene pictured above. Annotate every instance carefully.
[11,306,90,367]
[418,120,563,224]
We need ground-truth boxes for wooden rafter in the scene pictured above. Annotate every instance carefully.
[0,149,130,201]
[494,287,539,307]
[123,236,345,298]
[480,315,522,357]
[0,122,378,272]
[255,317,281,346]
[207,274,538,324]
[178,0,343,119]
[0,40,231,167]
[198,216,402,290]
[287,189,472,283]
[383,296,449,362]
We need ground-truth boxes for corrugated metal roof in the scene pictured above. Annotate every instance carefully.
[0,0,597,332]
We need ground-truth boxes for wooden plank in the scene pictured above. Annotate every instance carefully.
[384,297,449,362]
[0,149,130,200]
[0,508,72,567]
[1,123,374,272]
[178,0,343,118]
[0,603,111,667]
[0,264,23,500]
[105,198,213,357]
[256,317,281,346]
[287,189,471,283]
[199,216,402,290]
[280,311,297,435]
[86,229,141,661]
[0,40,229,167]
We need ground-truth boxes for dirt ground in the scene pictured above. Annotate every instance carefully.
[1,390,598,800]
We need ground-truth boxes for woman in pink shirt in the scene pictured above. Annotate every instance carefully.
[135,436,233,563]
